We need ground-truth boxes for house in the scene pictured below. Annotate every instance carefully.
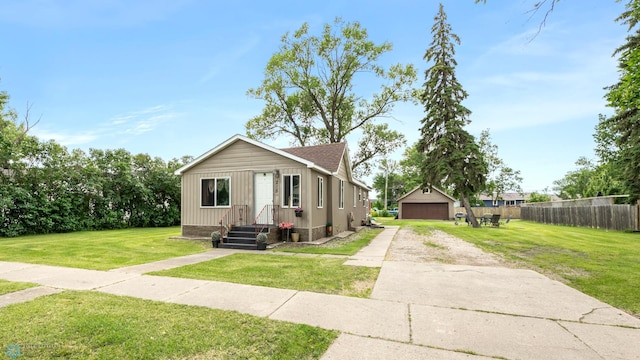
[478,192,561,207]
[397,186,455,220]
[478,193,526,207]
[174,134,371,246]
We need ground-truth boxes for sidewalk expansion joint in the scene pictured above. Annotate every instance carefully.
[90,274,142,291]
[164,283,208,302]
[555,321,607,360]
[407,303,413,343]
[266,290,299,318]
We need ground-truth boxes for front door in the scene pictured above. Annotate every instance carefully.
[254,172,274,224]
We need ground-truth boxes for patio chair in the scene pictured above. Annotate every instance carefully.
[482,214,492,226]
[490,214,501,227]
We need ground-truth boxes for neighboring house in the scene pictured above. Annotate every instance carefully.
[478,193,562,207]
[174,134,371,244]
[479,193,527,207]
[397,186,455,220]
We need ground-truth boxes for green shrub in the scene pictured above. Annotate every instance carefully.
[256,232,268,244]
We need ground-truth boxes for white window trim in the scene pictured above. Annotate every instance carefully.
[317,176,324,208]
[200,177,231,208]
[353,185,357,207]
[282,174,301,208]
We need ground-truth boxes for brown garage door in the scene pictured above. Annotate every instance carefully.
[401,203,449,220]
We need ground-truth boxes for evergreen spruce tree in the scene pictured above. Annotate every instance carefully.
[418,4,487,227]
[603,0,640,202]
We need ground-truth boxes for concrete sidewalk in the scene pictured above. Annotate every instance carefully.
[0,225,639,359]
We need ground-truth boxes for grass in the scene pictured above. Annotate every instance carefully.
[0,291,336,359]
[380,218,640,316]
[0,227,210,270]
[276,228,383,255]
[0,279,36,296]
[151,253,379,298]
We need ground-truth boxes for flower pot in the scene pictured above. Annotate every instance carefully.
[257,242,267,250]
[326,226,333,236]
[295,212,302,217]
[291,232,300,242]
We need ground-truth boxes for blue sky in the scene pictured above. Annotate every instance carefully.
[0,0,627,193]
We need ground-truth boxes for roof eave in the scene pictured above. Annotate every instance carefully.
[174,134,332,176]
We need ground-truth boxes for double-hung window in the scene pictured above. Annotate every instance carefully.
[201,178,231,207]
[283,174,301,207]
[338,179,344,209]
[317,177,324,208]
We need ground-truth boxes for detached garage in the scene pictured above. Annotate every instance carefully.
[397,186,455,220]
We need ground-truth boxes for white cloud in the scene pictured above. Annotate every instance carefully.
[107,105,180,135]
[125,112,179,135]
[31,128,99,146]
[462,24,620,133]
[31,104,181,147]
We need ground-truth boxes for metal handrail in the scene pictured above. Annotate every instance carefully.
[254,204,280,235]
[219,205,248,241]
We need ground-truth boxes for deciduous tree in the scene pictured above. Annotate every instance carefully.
[478,129,523,202]
[246,18,416,177]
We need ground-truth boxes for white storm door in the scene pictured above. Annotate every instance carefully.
[254,172,274,224]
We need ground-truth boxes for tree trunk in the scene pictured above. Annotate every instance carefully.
[384,173,388,211]
[461,195,480,228]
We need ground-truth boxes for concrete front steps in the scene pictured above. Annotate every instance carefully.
[219,225,272,250]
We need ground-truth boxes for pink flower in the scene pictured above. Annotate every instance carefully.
[279,222,294,230]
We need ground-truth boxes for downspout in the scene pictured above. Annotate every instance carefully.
[306,167,313,242]
[327,174,334,237]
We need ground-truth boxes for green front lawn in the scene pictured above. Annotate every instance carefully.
[0,291,336,359]
[0,279,37,296]
[151,253,379,298]
[382,219,640,316]
[0,227,209,270]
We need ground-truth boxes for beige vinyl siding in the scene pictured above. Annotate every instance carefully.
[397,187,455,220]
[192,141,302,172]
[181,141,308,227]
[401,188,452,202]
[331,154,350,233]
[311,171,328,228]
[181,170,250,227]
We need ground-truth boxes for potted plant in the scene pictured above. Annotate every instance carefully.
[279,222,294,241]
[326,222,333,236]
[291,229,300,242]
[294,207,303,217]
[256,232,268,250]
[211,231,221,248]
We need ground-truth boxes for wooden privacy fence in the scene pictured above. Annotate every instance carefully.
[521,204,639,231]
